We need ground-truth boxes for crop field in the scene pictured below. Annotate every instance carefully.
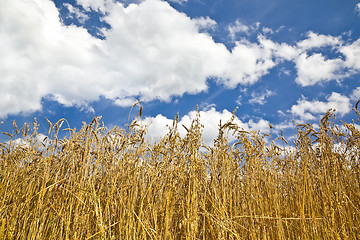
[0,109,360,239]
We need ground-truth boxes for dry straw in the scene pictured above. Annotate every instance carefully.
[0,108,359,239]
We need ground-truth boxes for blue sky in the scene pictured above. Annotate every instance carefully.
[1,0,360,145]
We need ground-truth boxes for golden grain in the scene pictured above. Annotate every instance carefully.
[0,109,359,239]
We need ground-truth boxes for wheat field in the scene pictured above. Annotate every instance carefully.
[0,109,360,239]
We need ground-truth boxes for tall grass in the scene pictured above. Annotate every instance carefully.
[0,109,360,239]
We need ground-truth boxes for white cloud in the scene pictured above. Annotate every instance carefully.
[113,97,139,107]
[351,87,360,101]
[141,107,270,146]
[97,0,232,99]
[262,27,273,35]
[140,114,175,141]
[228,20,260,40]
[168,0,188,4]
[192,16,217,31]
[220,38,276,87]
[273,121,295,132]
[258,36,300,60]
[290,92,351,121]
[292,32,360,86]
[228,20,250,39]
[63,3,89,24]
[356,3,360,15]
[288,32,359,86]
[0,0,283,118]
[340,39,360,70]
[200,103,217,111]
[297,31,342,50]
[276,32,352,87]
[75,0,114,13]
[274,31,360,87]
[295,53,346,86]
[248,90,275,105]
[235,96,243,106]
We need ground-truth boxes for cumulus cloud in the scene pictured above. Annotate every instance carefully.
[292,32,356,86]
[262,27,273,35]
[292,32,360,86]
[356,3,360,15]
[258,36,300,60]
[290,92,351,121]
[192,16,217,31]
[141,107,270,146]
[340,39,360,70]
[295,53,347,86]
[113,97,139,107]
[248,90,276,105]
[0,0,283,118]
[287,32,360,87]
[63,3,89,24]
[297,31,342,50]
[228,20,250,39]
[228,20,260,39]
[351,87,360,101]
[75,0,114,13]
[272,121,295,133]
[219,38,277,87]
[167,0,188,4]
